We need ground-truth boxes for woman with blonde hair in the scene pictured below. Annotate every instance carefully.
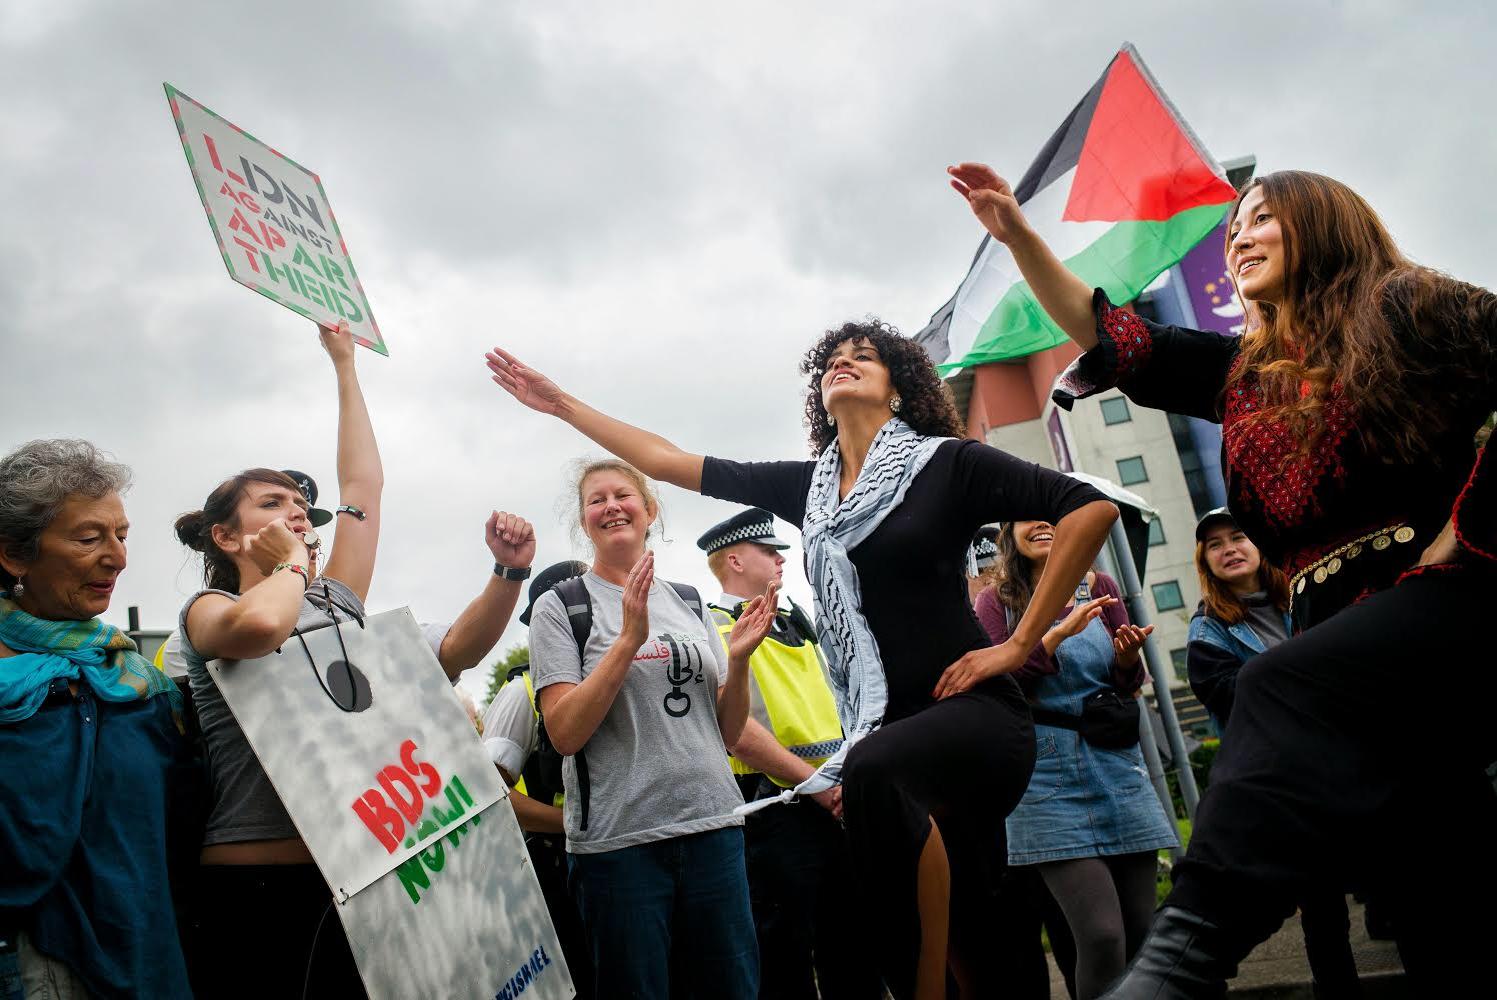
[525,458,776,999]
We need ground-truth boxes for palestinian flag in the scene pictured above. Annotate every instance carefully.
[916,43,1238,374]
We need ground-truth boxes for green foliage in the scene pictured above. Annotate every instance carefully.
[1166,738,1222,818]
[483,643,531,704]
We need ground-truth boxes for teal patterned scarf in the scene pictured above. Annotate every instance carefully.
[0,595,180,723]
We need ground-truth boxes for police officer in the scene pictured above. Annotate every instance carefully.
[699,508,882,1000]
[481,559,595,1000]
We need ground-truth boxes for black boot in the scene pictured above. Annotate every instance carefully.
[1096,906,1242,999]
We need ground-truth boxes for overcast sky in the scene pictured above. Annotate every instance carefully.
[4,0,1493,702]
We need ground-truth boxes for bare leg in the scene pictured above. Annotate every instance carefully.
[915,819,951,1000]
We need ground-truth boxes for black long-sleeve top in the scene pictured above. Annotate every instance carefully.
[1054,276,1497,631]
[702,438,1105,721]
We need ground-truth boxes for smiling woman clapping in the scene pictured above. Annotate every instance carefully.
[524,458,776,1000]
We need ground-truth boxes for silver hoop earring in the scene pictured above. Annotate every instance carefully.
[889,396,902,414]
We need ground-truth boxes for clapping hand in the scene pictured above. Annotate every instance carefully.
[486,347,568,416]
[485,511,536,571]
[727,582,779,663]
[1050,595,1117,642]
[621,551,654,646]
[1112,623,1154,666]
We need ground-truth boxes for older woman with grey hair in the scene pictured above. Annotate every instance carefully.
[0,439,191,998]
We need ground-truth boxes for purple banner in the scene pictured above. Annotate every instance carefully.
[1176,221,1246,336]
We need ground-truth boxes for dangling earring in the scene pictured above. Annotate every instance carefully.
[10,577,24,598]
[827,412,836,426]
[889,396,902,414]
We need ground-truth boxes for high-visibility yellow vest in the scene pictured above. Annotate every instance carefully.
[511,670,565,808]
[711,605,844,788]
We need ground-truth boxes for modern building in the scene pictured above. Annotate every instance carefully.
[931,157,1256,690]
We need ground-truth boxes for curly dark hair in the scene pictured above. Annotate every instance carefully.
[800,319,963,454]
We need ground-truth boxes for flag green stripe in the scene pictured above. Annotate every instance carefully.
[940,201,1230,372]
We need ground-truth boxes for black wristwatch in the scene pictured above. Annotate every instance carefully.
[494,563,532,581]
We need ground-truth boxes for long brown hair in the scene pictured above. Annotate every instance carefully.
[175,469,301,593]
[1193,538,1290,626]
[1224,170,1479,463]
[992,521,1038,616]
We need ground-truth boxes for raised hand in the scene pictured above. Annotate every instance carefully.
[1112,623,1155,666]
[933,640,1026,700]
[947,163,1031,246]
[485,347,568,416]
[621,550,654,646]
[727,582,779,663]
[318,319,357,367]
[485,511,536,570]
[1050,595,1117,642]
[242,518,311,577]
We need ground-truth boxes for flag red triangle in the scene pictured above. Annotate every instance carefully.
[1064,50,1237,223]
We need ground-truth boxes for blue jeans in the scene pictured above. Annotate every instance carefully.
[568,827,758,1000]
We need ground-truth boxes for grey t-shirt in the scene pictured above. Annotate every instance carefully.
[178,578,364,845]
[1241,591,1289,649]
[528,572,745,854]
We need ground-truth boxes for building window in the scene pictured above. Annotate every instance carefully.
[1100,397,1132,426]
[1170,647,1188,675]
[1116,456,1148,486]
[1152,580,1185,612]
[1147,518,1166,547]
[1168,412,1220,518]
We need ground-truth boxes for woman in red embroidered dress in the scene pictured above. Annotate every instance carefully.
[948,162,1497,998]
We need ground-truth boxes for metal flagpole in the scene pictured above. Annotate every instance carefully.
[1107,518,1201,821]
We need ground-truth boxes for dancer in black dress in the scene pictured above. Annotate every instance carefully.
[948,161,1497,996]
[485,323,1118,999]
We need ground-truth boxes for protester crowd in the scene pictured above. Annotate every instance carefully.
[4,159,1495,1000]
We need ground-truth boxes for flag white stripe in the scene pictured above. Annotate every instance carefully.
[947,168,1111,367]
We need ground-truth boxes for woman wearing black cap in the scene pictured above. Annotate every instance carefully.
[948,160,1497,995]
[484,325,1118,999]
[1187,510,1360,997]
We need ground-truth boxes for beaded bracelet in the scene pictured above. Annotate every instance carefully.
[273,562,311,590]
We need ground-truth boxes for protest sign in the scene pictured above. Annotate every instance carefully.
[165,83,387,354]
[339,799,574,1000]
[208,606,505,899]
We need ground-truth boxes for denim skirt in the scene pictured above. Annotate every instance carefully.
[1005,724,1179,865]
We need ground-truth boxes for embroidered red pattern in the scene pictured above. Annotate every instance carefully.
[1450,443,1497,563]
[1222,366,1354,530]
[1098,306,1153,381]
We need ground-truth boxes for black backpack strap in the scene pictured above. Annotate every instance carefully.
[551,576,594,659]
[666,581,703,618]
[505,661,530,685]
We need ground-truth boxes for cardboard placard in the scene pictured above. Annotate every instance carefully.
[208,607,504,899]
[165,83,387,354]
[338,799,574,1000]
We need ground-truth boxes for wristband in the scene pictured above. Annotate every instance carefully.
[336,505,367,521]
[494,562,532,581]
[273,562,311,590]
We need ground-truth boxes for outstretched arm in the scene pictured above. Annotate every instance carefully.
[485,347,704,491]
[948,163,1097,349]
[320,321,384,602]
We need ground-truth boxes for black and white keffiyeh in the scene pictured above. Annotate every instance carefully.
[737,418,946,815]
